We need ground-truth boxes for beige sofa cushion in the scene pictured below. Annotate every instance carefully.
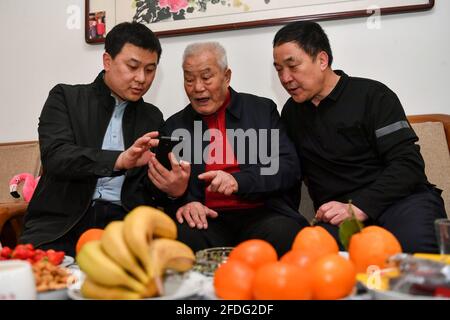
[0,141,41,203]
[412,122,450,215]
[299,182,315,223]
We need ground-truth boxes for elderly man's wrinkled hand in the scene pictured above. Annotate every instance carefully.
[147,152,190,198]
[315,201,368,226]
[197,170,238,196]
[175,201,219,229]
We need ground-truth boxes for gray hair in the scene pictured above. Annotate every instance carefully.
[183,42,228,70]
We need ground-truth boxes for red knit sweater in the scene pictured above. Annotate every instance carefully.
[202,91,262,211]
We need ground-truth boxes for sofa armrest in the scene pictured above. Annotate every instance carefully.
[0,202,28,248]
[408,114,450,152]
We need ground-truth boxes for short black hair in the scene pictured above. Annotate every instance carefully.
[105,22,162,62]
[273,21,333,66]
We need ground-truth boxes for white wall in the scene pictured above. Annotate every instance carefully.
[1,0,449,143]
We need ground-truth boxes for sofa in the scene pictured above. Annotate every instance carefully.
[408,114,450,213]
[0,141,40,247]
[0,114,449,247]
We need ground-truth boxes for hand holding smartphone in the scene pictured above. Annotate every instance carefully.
[153,136,183,170]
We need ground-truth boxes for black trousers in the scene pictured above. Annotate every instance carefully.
[318,186,447,253]
[38,201,127,257]
[173,207,307,257]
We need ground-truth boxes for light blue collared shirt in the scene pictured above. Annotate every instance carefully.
[92,96,128,205]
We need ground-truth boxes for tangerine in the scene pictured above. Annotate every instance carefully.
[228,239,277,270]
[75,228,104,254]
[292,226,339,258]
[311,253,356,300]
[253,261,313,300]
[348,225,402,273]
[213,260,255,300]
[280,249,321,272]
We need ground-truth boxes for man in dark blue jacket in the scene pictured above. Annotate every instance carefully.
[149,42,308,256]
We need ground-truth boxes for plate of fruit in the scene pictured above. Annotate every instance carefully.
[0,244,78,299]
[67,270,205,300]
[69,206,198,300]
[0,244,67,266]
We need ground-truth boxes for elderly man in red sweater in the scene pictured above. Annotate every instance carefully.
[148,42,309,256]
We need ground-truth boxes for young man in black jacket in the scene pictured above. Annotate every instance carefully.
[151,42,308,256]
[21,22,190,256]
[273,21,446,253]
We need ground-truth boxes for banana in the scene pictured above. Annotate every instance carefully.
[148,238,195,276]
[141,278,159,298]
[152,208,178,239]
[123,206,177,277]
[147,238,195,295]
[101,221,149,284]
[81,277,141,300]
[76,240,147,295]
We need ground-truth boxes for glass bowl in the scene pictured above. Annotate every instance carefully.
[193,247,234,276]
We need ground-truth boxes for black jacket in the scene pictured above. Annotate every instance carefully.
[281,71,430,219]
[163,88,303,222]
[21,72,164,247]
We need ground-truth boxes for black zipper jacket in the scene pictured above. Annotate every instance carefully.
[21,71,164,247]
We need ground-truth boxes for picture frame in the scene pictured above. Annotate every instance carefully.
[85,0,434,44]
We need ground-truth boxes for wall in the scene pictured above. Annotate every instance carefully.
[0,0,449,142]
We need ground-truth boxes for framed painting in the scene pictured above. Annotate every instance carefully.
[85,0,434,43]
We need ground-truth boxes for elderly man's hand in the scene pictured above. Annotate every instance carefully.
[176,201,219,229]
[315,201,368,226]
[115,131,159,170]
[198,170,238,196]
[147,152,190,198]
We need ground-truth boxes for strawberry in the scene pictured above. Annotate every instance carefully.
[14,244,28,252]
[46,249,65,265]
[12,247,31,260]
[32,249,46,263]
[1,246,12,258]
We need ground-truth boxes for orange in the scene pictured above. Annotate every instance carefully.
[292,226,339,258]
[253,261,313,300]
[228,239,278,270]
[348,226,402,273]
[75,228,104,254]
[280,249,321,272]
[213,260,255,300]
[311,253,356,300]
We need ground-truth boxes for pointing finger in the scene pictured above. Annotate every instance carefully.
[198,171,217,181]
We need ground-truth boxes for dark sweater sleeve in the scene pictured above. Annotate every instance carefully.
[232,101,301,197]
[351,85,427,219]
[39,85,122,180]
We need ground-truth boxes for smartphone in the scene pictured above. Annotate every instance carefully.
[153,136,183,170]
